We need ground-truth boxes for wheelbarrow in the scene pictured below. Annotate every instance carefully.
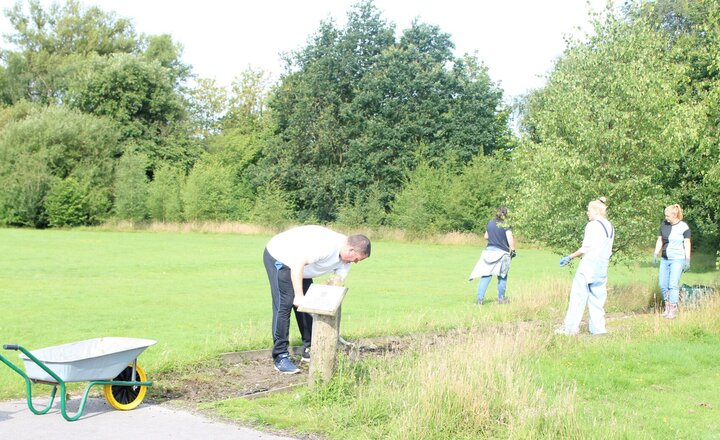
[0,337,156,421]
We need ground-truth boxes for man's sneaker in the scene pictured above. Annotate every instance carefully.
[274,354,300,374]
[497,298,510,304]
[301,347,311,363]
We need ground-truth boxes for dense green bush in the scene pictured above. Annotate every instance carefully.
[389,156,510,236]
[114,153,149,221]
[249,182,294,229]
[44,178,89,227]
[0,105,119,227]
[335,184,387,228]
[182,159,238,221]
[0,154,52,227]
[147,163,185,222]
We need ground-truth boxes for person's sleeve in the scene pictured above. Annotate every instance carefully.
[334,263,350,279]
[578,222,599,254]
[683,224,691,239]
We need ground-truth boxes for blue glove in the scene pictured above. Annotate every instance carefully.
[559,256,571,267]
[683,259,690,272]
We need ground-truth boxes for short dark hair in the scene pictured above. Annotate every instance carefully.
[348,234,371,257]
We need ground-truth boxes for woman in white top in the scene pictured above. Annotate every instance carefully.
[556,197,615,335]
[653,204,691,319]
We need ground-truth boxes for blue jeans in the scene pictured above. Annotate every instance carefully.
[476,275,507,303]
[659,258,684,304]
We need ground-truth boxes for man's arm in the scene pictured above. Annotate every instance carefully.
[289,258,308,306]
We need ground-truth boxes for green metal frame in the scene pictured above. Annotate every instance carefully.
[0,344,152,422]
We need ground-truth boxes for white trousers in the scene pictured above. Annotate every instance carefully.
[562,273,607,334]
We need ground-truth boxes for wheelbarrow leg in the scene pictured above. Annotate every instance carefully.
[0,352,57,415]
[59,381,101,422]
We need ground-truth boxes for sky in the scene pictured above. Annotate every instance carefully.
[0,0,611,100]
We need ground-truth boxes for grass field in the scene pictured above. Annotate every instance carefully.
[1,227,718,438]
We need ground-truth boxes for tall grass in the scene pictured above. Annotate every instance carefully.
[212,324,582,439]
[390,328,579,439]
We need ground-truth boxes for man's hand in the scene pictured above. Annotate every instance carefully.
[683,259,691,272]
[293,294,304,307]
[559,256,571,267]
[510,250,517,259]
[653,253,659,266]
[325,275,344,286]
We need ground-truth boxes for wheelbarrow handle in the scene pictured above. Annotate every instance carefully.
[3,344,20,350]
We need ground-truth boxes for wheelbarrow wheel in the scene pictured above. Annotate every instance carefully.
[103,364,148,410]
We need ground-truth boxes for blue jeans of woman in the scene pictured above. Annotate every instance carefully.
[659,258,684,304]
[476,274,507,303]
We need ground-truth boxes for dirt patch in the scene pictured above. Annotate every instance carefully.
[146,336,407,406]
[148,358,304,404]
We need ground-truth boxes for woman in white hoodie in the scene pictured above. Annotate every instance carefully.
[556,197,615,335]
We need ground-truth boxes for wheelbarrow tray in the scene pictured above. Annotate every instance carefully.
[19,337,156,383]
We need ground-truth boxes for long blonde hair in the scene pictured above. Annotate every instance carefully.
[665,204,684,220]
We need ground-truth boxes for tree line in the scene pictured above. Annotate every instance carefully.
[0,0,718,256]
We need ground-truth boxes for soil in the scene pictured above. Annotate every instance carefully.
[145,336,407,406]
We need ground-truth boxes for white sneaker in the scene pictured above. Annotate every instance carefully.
[665,304,678,319]
[554,327,577,335]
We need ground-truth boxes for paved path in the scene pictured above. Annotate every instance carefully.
[0,398,297,440]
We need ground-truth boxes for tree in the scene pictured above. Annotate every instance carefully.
[147,162,185,222]
[186,77,229,139]
[182,158,238,221]
[0,105,119,227]
[67,53,198,167]
[514,0,719,255]
[1,0,138,105]
[44,177,88,227]
[114,153,149,221]
[256,0,510,222]
[2,1,200,171]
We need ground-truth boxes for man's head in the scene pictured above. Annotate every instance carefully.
[340,234,371,264]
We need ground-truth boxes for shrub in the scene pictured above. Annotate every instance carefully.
[0,105,118,227]
[147,163,185,222]
[336,184,387,228]
[114,153,149,221]
[44,178,89,227]
[249,182,294,229]
[182,160,237,221]
[389,162,451,236]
